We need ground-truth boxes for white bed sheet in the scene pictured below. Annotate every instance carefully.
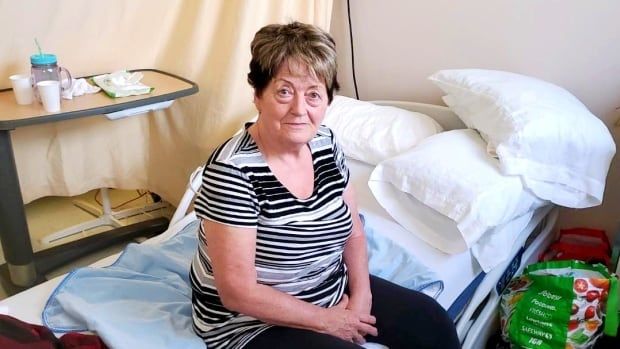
[0,275,61,325]
[348,158,535,309]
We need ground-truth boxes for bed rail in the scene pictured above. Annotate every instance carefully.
[460,206,559,349]
[170,166,203,226]
[371,100,466,131]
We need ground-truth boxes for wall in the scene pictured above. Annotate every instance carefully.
[330,0,620,237]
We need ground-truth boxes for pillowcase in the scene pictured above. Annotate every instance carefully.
[368,129,542,253]
[323,95,442,165]
[429,69,616,208]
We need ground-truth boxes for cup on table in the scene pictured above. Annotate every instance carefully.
[9,74,34,105]
[36,80,61,112]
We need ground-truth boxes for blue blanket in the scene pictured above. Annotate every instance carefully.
[43,216,442,349]
[364,221,443,298]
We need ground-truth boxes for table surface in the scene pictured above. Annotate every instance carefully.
[0,69,198,130]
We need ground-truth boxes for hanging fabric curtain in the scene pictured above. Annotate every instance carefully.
[0,0,333,205]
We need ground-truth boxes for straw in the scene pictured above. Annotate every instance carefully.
[34,38,43,56]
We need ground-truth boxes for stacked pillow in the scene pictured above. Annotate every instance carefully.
[324,96,443,165]
[325,95,541,262]
[368,129,543,254]
[325,76,615,264]
[428,69,616,208]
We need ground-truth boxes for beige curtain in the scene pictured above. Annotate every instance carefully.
[0,0,333,206]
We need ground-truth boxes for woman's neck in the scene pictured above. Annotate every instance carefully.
[251,123,306,162]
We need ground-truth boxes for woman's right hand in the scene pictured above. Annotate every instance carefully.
[318,294,378,345]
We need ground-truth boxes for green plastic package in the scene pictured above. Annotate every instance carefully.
[500,260,618,349]
[92,71,153,98]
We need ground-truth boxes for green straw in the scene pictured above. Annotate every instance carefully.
[34,38,43,56]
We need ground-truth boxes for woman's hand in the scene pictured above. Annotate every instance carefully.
[346,291,374,340]
[319,294,378,345]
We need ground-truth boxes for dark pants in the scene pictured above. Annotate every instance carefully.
[246,275,460,349]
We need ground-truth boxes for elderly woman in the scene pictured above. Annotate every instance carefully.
[189,22,459,349]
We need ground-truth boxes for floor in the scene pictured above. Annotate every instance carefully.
[0,189,174,300]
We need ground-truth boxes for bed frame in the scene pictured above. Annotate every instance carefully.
[173,100,560,349]
[0,100,558,349]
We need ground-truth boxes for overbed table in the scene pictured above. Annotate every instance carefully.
[0,69,198,289]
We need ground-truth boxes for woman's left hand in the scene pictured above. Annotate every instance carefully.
[346,291,374,338]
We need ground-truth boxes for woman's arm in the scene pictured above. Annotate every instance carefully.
[203,219,377,343]
[342,184,373,315]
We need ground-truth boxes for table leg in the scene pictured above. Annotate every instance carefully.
[0,130,37,287]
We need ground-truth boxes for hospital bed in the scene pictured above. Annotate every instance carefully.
[0,100,559,349]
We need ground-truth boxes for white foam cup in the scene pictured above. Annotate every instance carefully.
[9,74,34,105]
[36,80,61,112]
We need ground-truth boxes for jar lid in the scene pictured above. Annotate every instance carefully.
[30,53,57,65]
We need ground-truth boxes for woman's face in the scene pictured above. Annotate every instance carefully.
[254,61,328,148]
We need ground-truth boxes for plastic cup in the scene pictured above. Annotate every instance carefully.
[36,80,61,112]
[9,74,34,105]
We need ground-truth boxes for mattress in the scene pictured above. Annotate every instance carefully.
[347,158,545,313]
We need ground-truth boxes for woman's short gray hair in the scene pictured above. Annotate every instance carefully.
[247,21,340,103]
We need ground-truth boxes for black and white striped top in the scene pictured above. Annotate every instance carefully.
[189,125,352,349]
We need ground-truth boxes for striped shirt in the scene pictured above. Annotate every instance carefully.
[189,125,352,349]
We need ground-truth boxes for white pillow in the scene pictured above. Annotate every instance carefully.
[368,129,543,253]
[324,95,442,165]
[429,69,616,208]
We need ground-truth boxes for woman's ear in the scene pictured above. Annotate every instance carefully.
[253,94,261,114]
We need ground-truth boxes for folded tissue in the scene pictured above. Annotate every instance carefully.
[92,70,153,98]
[61,78,101,100]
